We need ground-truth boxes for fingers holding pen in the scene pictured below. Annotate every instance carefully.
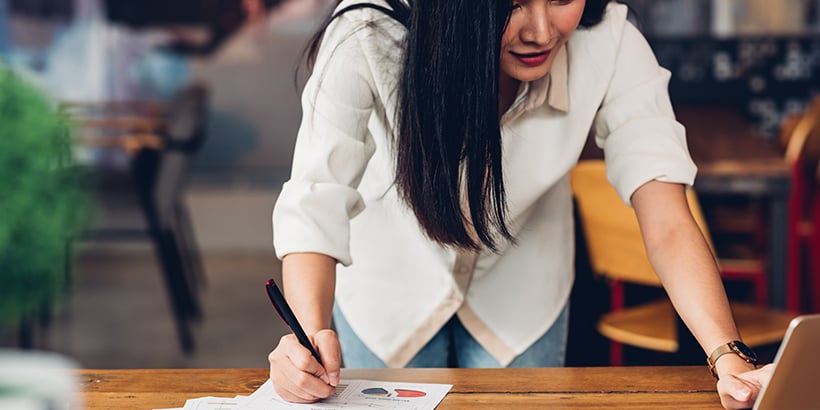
[313,329,342,386]
[269,334,336,403]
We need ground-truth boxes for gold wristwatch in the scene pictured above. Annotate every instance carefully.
[707,340,758,379]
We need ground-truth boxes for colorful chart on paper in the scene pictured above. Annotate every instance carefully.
[361,387,427,398]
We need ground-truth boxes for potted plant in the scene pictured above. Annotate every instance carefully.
[0,68,86,339]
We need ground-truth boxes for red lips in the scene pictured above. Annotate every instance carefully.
[512,50,550,67]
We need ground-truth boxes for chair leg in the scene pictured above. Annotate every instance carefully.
[152,229,199,353]
[609,341,624,366]
[165,214,203,321]
[787,160,804,312]
[132,150,199,351]
[176,235,203,321]
[754,273,769,307]
[166,228,201,319]
[809,193,820,312]
[175,203,206,290]
[610,281,625,366]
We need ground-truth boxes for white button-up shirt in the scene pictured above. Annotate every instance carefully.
[273,0,697,367]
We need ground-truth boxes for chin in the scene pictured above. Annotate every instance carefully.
[513,69,551,82]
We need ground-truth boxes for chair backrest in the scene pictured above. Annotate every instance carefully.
[570,160,712,287]
[164,83,209,147]
[782,96,820,167]
[153,83,209,227]
[777,96,820,238]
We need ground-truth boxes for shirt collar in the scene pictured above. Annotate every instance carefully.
[501,44,569,124]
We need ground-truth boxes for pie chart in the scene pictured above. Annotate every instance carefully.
[361,387,390,397]
[394,389,426,397]
[361,387,427,398]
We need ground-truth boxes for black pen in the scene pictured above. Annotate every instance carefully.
[265,278,324,365]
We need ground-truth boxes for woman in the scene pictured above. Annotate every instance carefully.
[269,0,772,407]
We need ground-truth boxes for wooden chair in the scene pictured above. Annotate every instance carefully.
[780,96,820,313]
[68,84,209,353]
[570,159,796,365]
[709,97,820,313]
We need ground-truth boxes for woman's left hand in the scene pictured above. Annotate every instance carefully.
[716,363,775,409]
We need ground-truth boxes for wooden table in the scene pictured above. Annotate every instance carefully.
[78,366,724,409]
[676,105,791,309]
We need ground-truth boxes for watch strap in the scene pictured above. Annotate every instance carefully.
[707,340,757,379]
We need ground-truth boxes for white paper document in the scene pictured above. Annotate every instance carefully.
[237,379,452,409]
[164,378,452,410]
[154,395,249,410]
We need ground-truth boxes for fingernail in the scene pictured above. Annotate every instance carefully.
[329,372,339,386]
[320,374,330,385]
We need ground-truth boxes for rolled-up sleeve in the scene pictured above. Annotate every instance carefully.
[273,13,378,266]
[593,21,697,206]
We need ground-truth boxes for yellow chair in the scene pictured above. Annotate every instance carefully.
[570,159,796,365]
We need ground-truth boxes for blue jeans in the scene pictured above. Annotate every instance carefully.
[333,303,569,368]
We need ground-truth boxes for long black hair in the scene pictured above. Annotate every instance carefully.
[305,0,612,251]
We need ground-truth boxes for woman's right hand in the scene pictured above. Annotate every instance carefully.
[268,328,342,403]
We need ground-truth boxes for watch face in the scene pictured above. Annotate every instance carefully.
[732,342,758,361]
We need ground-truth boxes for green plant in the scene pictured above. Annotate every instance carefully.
[0,69,86,326]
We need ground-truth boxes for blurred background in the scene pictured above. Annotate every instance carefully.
[0,0,818,370]
[0,0,335,369]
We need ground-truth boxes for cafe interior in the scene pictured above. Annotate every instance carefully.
[0,0,819,385]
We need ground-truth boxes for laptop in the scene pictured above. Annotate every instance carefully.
[754,314,820,410]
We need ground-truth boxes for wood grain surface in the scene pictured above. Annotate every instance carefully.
[78,366,723,409]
